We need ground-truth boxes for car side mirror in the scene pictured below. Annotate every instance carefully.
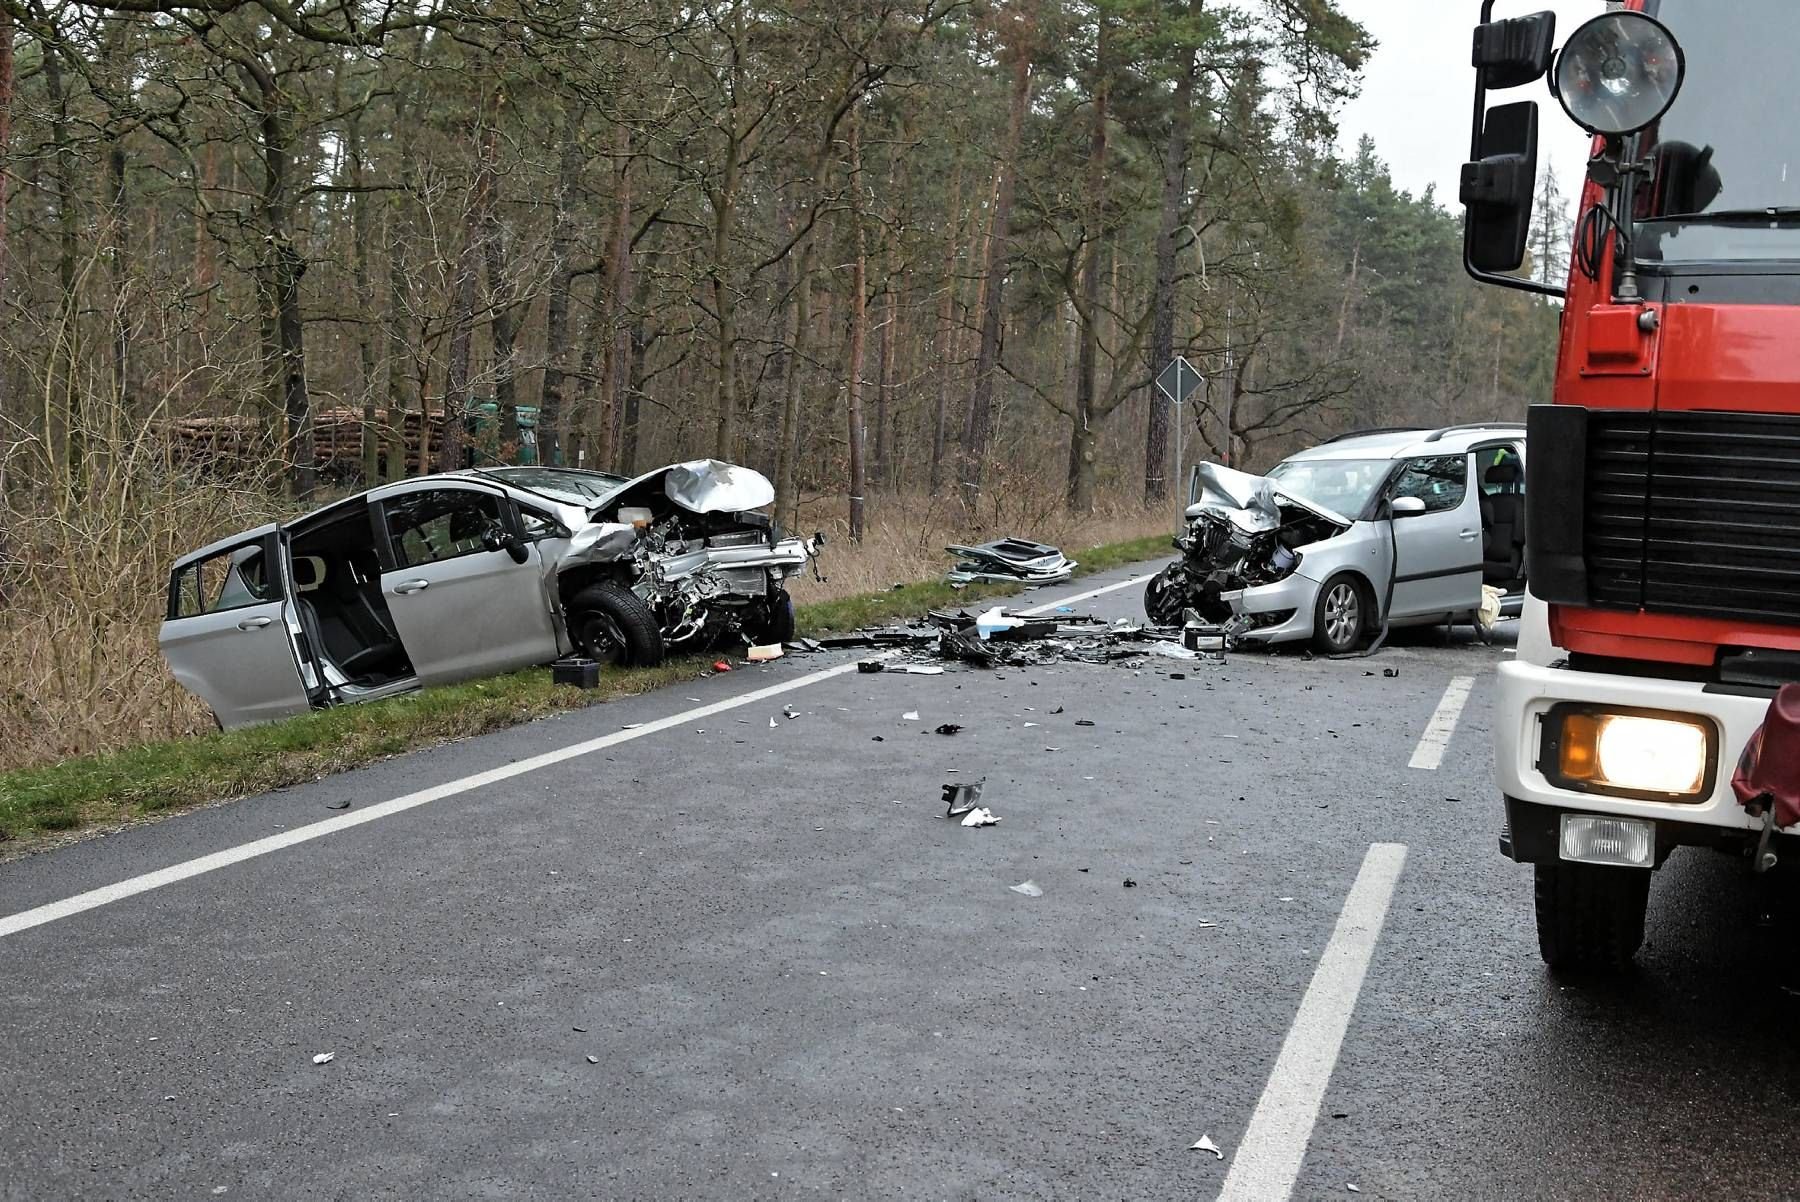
[482,525,531,564]
[1461,100,1540,274]
[1390,496,1428,519]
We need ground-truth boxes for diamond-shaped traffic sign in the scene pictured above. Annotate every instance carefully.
[1155,356,1202,406]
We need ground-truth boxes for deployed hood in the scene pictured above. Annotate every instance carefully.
[593,459,776,518]
[1185,462,1348,529]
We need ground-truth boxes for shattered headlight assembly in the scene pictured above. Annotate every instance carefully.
[1538,703,1717,802]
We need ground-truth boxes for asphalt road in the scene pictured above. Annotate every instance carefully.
[4,560,1799,1200]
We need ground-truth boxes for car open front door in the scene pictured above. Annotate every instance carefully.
[1387,453,1485,619]
[369,480,561,685]
[159,528,313,728]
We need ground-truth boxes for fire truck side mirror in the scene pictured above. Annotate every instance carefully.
[1461,101,1539,275]
[1472,11,1557,91]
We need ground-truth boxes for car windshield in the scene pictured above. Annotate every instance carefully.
[1265,457,1390,517]
[482,467,629,504]
[1634,0,1800,263]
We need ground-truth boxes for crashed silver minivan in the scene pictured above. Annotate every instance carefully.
[1145,425,1527,653]
[161,460,820,728]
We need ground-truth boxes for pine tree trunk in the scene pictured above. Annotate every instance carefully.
[1144,51,1194,504]
[1068,18,1109,514]
[845,117,868,542]
[960,12,1035,520]
[539,114,583,468]
[927,166,964,494]
[597,125,633,470]
[348,113,379,484]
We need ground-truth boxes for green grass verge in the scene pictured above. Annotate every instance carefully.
[0,532,1174,852]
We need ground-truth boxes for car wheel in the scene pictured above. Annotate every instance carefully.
[749,586,796,646]
[1534,862,1650,973]
[1144,570,1185,625]
[1310,574,1368,655]
[567,581,664,668]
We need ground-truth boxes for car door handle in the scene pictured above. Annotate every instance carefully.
[393,579,431,595]
[1458,530,1479,540]
[236,616,274,630]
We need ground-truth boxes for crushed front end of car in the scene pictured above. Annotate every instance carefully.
[560,459,822,648]
[1144,463,1349,629]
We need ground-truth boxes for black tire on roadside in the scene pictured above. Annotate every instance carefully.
[751,586,796,646]
[1534,862,1651,973]
[567,581,664,668]
[1310,572,1370,655]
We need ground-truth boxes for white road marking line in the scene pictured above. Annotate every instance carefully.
[1217,843,1408,1202]
[1018,574,1150,616]
[0,568,1159,941]
[1407,675,1476,771]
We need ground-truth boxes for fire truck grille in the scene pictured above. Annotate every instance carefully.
[1586,409,1800,625]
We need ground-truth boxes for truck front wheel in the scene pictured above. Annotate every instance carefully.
[1534,862,1651,972]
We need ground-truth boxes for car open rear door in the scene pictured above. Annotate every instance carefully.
[1388,453,1485,619]
[159,527,313,729]
[369,479,561,685]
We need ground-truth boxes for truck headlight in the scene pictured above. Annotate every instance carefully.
[1540,704,1716,801]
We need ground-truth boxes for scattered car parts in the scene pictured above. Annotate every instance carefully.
[945,538,1077,586]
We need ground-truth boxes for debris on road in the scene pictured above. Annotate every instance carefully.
[585,1055,600,1065]
[712,661,733,672]
[1075,719,1097,727]
[903,710,920,721]
[945,537,1076,586]
[838,607,1239,676]
[858,660,886,673]
[325,800,350,811]
[934,723,963,736]
[783,704,799,720]
[1123,878,1138,888]
[1190,1134,1224,1159]
[960,807,1001,827]
[1009,879,1044,897]
[747,643,784,662]
[943,779,984,816]
[312,1052,335,1066]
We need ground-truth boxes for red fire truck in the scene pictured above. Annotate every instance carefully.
[1463,0,1800,970]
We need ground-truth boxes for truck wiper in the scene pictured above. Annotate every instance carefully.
[1641,207,1800,226]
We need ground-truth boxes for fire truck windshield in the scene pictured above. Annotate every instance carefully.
[1634,0,1800,264]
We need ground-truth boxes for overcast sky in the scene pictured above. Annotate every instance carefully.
[1333,0,1607,211]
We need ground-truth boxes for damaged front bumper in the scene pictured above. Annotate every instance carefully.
[1218,572,1316,643]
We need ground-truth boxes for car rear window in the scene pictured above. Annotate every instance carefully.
[171,540,278,619]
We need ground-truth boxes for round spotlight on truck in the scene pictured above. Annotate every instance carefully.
[1552,11,1685,137]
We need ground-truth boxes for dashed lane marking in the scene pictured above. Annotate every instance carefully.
[1408,675,1475,770]
[1217,843,1409,1201]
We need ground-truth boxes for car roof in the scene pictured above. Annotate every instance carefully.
[1283,423,1527,463]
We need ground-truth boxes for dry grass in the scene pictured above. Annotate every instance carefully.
[0,452,1177,776]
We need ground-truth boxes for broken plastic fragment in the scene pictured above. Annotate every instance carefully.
[747,643,784,662]
[897,664,945,675]
[903,710,920,721]
[783,705,799,720]
[1009,879,1043,897]
[713,660,733,672]
[1075,719,1097,727]
[769,717,779,728]
[858,660,885,673]
[935,723,963,736]
[960,807,1001,827]
[1190,1134,1223,1159]
[312,1052,335,1066]
[942,779,985,816]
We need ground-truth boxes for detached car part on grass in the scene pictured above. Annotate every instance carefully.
[945,538,1076,586]
[160,460,821,729]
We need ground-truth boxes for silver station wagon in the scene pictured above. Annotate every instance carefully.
[161,461,821,728]
[1145,424,1528,653]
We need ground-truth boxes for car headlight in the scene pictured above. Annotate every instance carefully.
[1552,11,1685,137]
[1540,703,1716,801]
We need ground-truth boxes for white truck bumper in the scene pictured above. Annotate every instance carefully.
[1495,658,1774,860]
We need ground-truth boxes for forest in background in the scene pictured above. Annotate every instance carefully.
[0,0,1566,767]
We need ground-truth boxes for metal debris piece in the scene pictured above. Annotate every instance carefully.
[1009,880,1044,897]
[945,538,1076,586]
[586,1055,600,1065]
[312,1052,335,1066]
[1075,719,1097,727]
[1123,878,1138,888]
[896,664,946,675]
[942,779,985,816]
[858,660,886,673]
[934,723,963,736]
[1190,1134,1224,1159]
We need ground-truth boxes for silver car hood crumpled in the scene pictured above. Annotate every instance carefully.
[1185,462,1348,531]
[597,459,776,516]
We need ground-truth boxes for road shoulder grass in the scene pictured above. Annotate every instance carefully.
[0,532,1170,855]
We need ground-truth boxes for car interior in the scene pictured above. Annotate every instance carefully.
[1480,455,1527,586]
[286,504,414,688]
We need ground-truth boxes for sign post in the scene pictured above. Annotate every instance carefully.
[1155,356,1202,516]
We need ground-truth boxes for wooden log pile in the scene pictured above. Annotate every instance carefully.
[156,408,447,480]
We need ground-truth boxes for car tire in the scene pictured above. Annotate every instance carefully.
[750,586,796,646]
[1144,570,1184,626]
[1310,573,1369,655]
[1534,862,1650,973]
[567,581,664,668]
